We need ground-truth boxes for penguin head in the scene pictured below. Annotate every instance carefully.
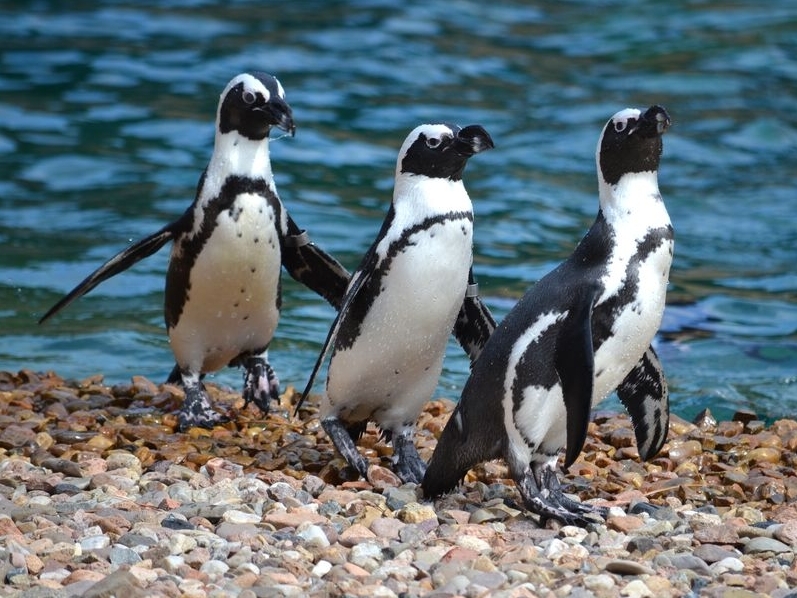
[217,72,296,141]
[397,123,494,182]
[597,105,671,187]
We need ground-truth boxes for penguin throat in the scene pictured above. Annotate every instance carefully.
[210,131,274,184]
[598,171,663,224]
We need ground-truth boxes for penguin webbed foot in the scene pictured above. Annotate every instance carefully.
[392,431,427,485]
[517,466,606,527]
[322,417,370,480]
[178,382,230,431]
[241,356,280,414]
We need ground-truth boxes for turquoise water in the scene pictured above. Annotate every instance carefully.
[1,1,795,423]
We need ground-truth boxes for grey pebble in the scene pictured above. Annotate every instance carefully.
[626,536,661,554]
[667,553,712,576]
[744,536,793,554]
[109,545,143,566]
[693,544,739,564]
[384,487,417,511]
[603,558,656,575]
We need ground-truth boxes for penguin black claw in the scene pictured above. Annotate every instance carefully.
[40,72,350,428]
[423,106,674,527]
[301,123,495,483]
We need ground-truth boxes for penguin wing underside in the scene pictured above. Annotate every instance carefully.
[282,215,351,310]
[617,345,670,461]
[555,286,599,469]
[453,267,496,364]
[38,224,177,324]
[295,253,375,414]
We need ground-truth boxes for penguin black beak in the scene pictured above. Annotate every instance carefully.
[633,105,671,138]
[454,124,495,156]
[261,96,296,137]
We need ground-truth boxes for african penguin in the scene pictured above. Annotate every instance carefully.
[39,71,350,431]
[422,105,674,525]
[297,123,496,484]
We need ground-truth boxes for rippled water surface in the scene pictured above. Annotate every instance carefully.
[1,0,795,423]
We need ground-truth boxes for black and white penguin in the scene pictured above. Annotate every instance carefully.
[39,72,350,430]
[422,105,674,525]
[297,122,496,484]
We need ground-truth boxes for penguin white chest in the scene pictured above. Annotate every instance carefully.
[169,193,282,372]
[326,217,473,426]
[592,235,673,404]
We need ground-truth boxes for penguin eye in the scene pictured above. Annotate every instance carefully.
[614,120,628,133]
[242,90,257,105]
[426,137,443,149]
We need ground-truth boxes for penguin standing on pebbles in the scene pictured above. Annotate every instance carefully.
[423,106,674,525]
[297,123,496,484]
[40,72,350,431]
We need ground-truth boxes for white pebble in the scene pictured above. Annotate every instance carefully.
[221,509,261,524]
[40,568,70,582]
[584,574,616,592]
[560,525,588,542]
[312,560,333,577]
[621,579,653,598]
[162,555,185,573]
[169,533,198,555]
[455,535,491,553]
[80,535,110,551]
[711,556,745,574]
[297,523,330,548]
[200,559,230,579]
[544,538,568,560]
[28,495,52,506]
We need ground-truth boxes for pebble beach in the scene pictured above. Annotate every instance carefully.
[2,369,797,597]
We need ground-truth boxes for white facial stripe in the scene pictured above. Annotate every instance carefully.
[395,123,454,177]
[219,74,270,110]
[611,107,641,124]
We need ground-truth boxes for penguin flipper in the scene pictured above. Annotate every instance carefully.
[617,345,670,461]
[453,268,496,364]
[282,215,351,309]
[555,287,598,470]
[295,258,372,415]
[38,225,176,324]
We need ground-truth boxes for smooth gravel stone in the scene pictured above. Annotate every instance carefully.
[383,487,417,511]
[169,533,198,555]
[267,482,296,502]
[693,544,739,564]
[200,559,230,578]
[743,537,793,554]
[626,537,661,554]
[311,560,333,577]
[603,559,656,575]
[116,532,157,548]
[667,554,712,576]
[319,500,342,517]
[221,509,262,524]
[109,545,143,566]
[80,535,111,551]
[161,514,195,530]
[297,524,331,548]
[711,557,745,574]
